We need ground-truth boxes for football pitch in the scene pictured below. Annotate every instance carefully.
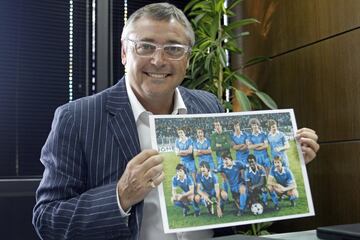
[160,140,310,230]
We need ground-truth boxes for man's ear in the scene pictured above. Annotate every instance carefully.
[121,43,127,65]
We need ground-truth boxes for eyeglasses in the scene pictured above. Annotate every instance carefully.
[126,39,191,60]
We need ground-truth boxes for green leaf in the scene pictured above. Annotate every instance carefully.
[204,51,215,72]
[243,56,270,68]
[193,13,206,25]
[217,47,227,67]
[235,89,251,111]
[227,0,243,10]
[188,74,209,89]
[233,72,257,90]
[255,91,278,109]
[225,18,259,31]
[184,0,202,12]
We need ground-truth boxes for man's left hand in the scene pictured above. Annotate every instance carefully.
[296,128,320,164]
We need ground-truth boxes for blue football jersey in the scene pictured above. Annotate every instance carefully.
[196,172,218,193]
[193,138,213,163]
[175,137,194,162]
[172,174,194,192]
[245,165,266,185]
[269,166,295,187]
[267,131,289,166]
[232,132,249,163]
[218,161,246,192]
[248,132,269,158]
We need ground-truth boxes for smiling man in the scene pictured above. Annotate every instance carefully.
[33,3,320,240]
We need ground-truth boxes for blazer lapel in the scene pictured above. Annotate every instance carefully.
[106,77,141,160]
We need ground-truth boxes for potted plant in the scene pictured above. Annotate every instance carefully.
[183,0,276,235]
[183,0,277,111]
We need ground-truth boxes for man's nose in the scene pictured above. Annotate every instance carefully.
[150,49,166,66]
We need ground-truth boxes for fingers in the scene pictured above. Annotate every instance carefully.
[117,149,165,210]
[296,128,320,164]
[296,128,318,142]
[143,155,164,181]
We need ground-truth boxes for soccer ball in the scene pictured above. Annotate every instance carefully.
[251,203,264,215]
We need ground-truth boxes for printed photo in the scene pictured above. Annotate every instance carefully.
[149,109,314,233]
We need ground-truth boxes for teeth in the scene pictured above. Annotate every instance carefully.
[147,73,167,78]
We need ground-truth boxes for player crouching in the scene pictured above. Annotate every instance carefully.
[171,164,199,217]
[194,161,228,217]
[267,156,299,210]
[218,153,247,216]
[244,154,269,212]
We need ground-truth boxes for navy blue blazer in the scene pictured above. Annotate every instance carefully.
[33,77,223,239]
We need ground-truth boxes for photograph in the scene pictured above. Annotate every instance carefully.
[149,109,314,234]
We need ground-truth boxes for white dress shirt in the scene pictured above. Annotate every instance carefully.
[124,77,213,240]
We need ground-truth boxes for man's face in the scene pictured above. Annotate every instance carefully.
[121,17,190,104]
[248,158,256,169]
[177,169,185,179]
[274,159,283,171]
[177,130,185,138]
[270,124,277,133]
[200,165,209,176]
[251,124,259,133]
[234,123,240,132]
[197,129,204,138]
[224,157,233,167]
[214,122,222,133]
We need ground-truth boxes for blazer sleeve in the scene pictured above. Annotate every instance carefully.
[32,106,133,240]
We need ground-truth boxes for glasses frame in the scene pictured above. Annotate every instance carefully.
[125,39,191,61]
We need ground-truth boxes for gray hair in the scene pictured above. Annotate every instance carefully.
[121,2,195,46]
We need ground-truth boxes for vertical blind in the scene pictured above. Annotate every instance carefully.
[0,0,91,177]
[0,0,188,178]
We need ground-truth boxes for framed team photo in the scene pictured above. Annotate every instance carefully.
[149,109,314,234]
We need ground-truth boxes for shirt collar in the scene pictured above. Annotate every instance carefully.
[202,172,213,179]
[269,130,279,136]
[125,76,187,123]
[274,167,285,174]
[176,174,188,181]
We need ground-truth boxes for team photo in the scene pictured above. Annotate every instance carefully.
[149,109,314,233]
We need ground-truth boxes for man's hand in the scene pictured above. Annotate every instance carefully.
[117,149,164,211]
[296,128,320,164]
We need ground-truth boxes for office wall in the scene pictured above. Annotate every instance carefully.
[240,0,360,231]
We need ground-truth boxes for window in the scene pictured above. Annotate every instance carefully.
[0,0,92,177]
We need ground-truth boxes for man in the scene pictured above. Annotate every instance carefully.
[210,120,231,192]
[244,154,268,208]
[268,156,299,210]
[247,118,271,175]
[171,164,199,217]
[211,120,232,168]
[32,2,320,240]
[218,154,247,216]
[193,128,215,170]
[195,161,228,218]
[175,128,196,181]
[231,121,249,166]
[267,119,290,167]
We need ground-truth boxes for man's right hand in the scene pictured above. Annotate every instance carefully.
[117,149,165,211]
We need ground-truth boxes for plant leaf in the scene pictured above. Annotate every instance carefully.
[225,18,259,31]
[255,91,278,109]
[227,0,243,10]
[233,72,257,90]
[243,56,270,68]
[235,89,251,111]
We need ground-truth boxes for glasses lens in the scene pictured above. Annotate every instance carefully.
[135,42,156,56]
[164,46,186,59]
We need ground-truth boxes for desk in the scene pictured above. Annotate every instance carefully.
[211,230,319,240]
[263,230,319,240]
